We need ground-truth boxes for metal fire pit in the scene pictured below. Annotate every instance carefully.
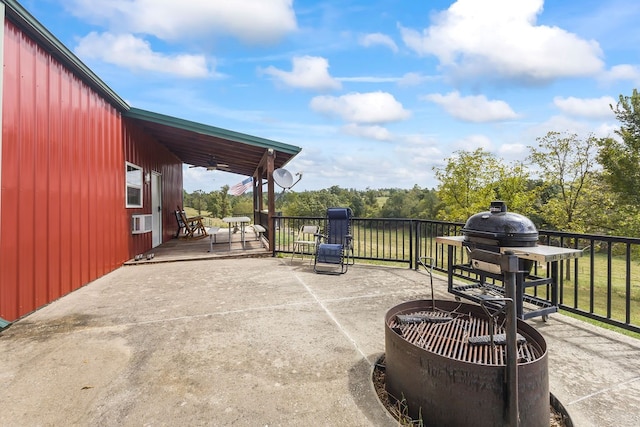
[385,299,549,427]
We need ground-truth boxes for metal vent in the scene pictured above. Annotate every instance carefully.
[131,214,153,234]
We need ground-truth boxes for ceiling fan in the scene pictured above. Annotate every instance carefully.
[189,156,230,171]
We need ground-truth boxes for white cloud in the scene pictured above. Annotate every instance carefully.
[310,91,411,124]
[183,165,217,192]
[399,0,604,82]
[397,72,436,87]
[530,115,602,140]
[422,91,518,122]
[338,76,399,83]
[453,134,494,151]
[74,32,213,77]
[342,124,393,141]
[600,64,640,84]
[553,96,616,119]
[359,33,399,52]
[261,56,341,91]
[395,139,444,169]
[593,122,619,139]
[67,0,297,44]
[498,143,528,161]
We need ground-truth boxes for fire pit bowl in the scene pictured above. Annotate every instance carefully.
[385,299,549,427]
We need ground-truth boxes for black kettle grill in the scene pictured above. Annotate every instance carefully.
[461,201,538,250]
[461,201,539,272]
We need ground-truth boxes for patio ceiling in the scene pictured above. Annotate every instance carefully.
[124,108,301,178]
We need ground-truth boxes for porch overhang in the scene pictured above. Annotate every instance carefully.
[123,107,301,178]
[124,108,301,252]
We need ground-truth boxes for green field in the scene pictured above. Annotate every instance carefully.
[552,253,640,325]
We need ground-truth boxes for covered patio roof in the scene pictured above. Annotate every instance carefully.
[124,108,301,178]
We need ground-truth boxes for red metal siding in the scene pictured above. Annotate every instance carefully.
[2,19,20,320]
[121,118,183,255]
[1,20,130,321]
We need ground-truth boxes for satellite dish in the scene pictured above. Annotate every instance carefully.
[273,168,302,190]
[273,168,294,188]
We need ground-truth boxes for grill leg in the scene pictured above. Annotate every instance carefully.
[504,254,520,427]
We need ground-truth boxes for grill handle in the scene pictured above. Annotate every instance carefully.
[461,229,502,239]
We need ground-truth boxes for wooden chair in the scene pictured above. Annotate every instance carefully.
[175,207,208,239]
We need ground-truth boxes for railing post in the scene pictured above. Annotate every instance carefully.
[409,220,414,269]
[413,220,420,270]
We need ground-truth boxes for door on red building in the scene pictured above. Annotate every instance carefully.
[151,172,162,247]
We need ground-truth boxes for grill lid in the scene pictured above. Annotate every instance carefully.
[462,201,538,247]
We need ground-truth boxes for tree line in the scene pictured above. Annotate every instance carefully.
[184,89,640,238]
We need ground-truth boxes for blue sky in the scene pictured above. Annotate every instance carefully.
[22,0,640,192]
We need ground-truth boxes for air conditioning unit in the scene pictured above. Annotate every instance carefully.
[131,214,153,234]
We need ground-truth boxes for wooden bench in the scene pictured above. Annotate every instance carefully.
[252,224,266,247]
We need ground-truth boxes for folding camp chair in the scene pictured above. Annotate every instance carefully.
[291,224,320,264]
[175,207,208,238]
[313,207,353,274]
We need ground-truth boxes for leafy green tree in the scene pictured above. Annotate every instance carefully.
[528,131,598,231]
[598,89,640,205]
[570,172,625,235]
[362,188,382,217]
[378,185,440,219]
[206,192,221,218]
[415,188,443,220]
[191,190,207,215]
[231,195,253,216]
[182,189,191,209]
[380,189,414,218]
[281,190,342,217]
[434,148,500,221]
[347,191,365,217]
[218,185,231,218]
[494,163,537,218]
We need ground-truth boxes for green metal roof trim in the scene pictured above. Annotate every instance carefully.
[2,0,129,110]
[124,107,302,155]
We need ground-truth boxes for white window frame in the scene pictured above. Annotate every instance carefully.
[126,162,143,208]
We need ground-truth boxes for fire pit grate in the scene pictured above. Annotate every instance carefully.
[388,308,544,366]
[386,299,550,426]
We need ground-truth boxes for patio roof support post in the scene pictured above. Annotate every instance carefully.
[253,170,261,224]
[266,149,276,253]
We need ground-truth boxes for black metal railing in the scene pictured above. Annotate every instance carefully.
[277,216,415,265]
[274,215,640,334]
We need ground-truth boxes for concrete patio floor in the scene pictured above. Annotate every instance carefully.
[1,257,639,426]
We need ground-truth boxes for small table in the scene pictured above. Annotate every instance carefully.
[223,216,251,250]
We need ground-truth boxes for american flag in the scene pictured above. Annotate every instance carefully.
[229,177,253,196]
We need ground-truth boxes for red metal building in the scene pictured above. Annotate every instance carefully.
[0,0,301,326]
